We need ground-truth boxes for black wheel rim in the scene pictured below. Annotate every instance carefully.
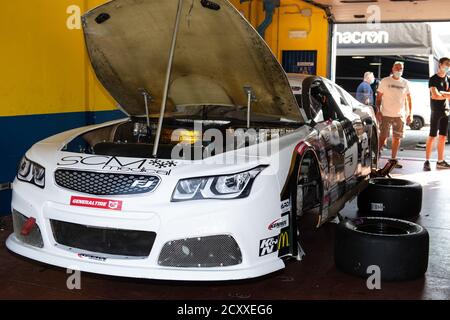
[411,118,422,130]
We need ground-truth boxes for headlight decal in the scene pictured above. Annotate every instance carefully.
[17,157,45,188]
[18,157,32,178]
[212,173,249,195]
[171,166,266,202]
[174,178,204,200]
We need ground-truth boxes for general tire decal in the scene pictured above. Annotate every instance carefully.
[70,196,123,211]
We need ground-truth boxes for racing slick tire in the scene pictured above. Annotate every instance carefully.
[357,178,422,219]
[335,217,429,281]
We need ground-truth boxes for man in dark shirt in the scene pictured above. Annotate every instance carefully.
[424,57,450,171]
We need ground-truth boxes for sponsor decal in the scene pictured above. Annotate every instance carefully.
[259,235,278,256]
[131,180,155,188]
[280,199,290,214]
[344,144,358,179]
[259,231,291,256]
[278,231,289,250]
[77,253,107,262]
[268,216,289,231]
[295,142,308,155]
[371,202,385,212]
[70,196,123,211]
[58,156,177,175]
[345,154,354,168]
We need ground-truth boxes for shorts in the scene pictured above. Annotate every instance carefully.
[380,116,405,139]
[429,111,449,137]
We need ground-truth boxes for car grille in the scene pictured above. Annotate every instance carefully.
[158,235,242,268]
[54,169,160,195]
[50,220,156,257]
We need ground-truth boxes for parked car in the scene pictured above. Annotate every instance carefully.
[408,80,431,130]
[7,0,378,281]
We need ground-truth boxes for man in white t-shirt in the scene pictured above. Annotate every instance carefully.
[376,61,413,169]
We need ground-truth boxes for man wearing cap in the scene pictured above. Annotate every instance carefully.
[376,62,413,169]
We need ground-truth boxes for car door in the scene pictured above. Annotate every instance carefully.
[332,83,372,178]
[300,77,348,220]
[322,81,365,183]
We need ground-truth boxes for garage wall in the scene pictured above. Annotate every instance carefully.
[0,0,124,215]
[230,0,329,77]
[0,0,329,215]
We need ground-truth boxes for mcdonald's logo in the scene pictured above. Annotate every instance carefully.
[278,232,289,250]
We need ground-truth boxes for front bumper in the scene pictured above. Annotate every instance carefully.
[6,175,285,281]
[6,234,283,281]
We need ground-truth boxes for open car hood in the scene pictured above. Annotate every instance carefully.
[82,0,303,122]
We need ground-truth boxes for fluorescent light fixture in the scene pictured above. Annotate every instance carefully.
[352,56,366,59]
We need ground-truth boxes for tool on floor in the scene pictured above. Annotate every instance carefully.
[371,159,398,178]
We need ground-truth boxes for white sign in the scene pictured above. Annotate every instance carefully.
[289,30,308,39]
[335,31,389,45]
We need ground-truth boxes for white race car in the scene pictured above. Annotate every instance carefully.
[6,0,378,281]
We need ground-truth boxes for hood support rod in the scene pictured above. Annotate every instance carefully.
[139,89,152,131]
[152,0,184,158]
[244,86,257,129]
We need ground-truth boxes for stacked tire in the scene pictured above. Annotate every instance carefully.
[335,178,429,281]
[335,217,429,281]
[357,178,422,219]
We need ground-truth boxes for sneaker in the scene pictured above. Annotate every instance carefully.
[436,160,450,169]
[423,160,431,171]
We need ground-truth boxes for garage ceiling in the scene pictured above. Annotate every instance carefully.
[309,0,450,23]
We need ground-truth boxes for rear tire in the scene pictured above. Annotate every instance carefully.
[335,217,429,281]
[357,178,422,219]
[409,116,424,130]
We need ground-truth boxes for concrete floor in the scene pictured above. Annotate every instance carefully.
[0,157,449,300]
[382,126,450,160]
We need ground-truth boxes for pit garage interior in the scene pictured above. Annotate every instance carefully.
[1,0,450,300]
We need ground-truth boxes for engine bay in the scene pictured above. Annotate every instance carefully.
[62,117,301,160]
